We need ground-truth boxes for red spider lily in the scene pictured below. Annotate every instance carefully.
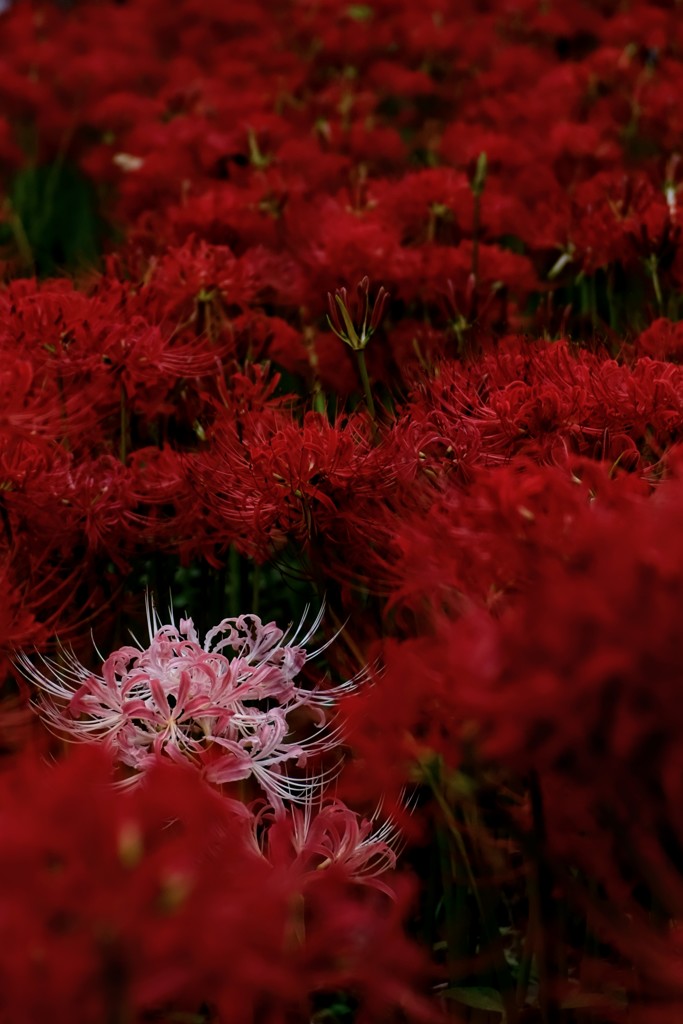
[400,337,683,468]
[361,464,683,845]
[285,196,402,309]
[637,317,683,361]
[192,406,398,560]
[337,455,655,800]
[123,446,210,560]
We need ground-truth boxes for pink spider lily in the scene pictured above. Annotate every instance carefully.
[253,795,403,897]
[17,600,357,807]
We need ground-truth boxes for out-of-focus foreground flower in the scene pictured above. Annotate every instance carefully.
[0,744,433,1024]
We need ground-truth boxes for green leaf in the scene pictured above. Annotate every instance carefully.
[471,150,488,196]
[444,986,504,1013]
[6,161,104,276]
[347,4,373,19]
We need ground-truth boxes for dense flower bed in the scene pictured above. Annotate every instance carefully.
[3,0,683,1020]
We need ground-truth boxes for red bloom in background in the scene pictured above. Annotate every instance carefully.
[193,406,400,561]
[637,318,683,361]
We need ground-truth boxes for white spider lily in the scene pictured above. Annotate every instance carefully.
[17,599,360,808]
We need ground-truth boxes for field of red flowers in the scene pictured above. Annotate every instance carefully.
[3,0,683,1020]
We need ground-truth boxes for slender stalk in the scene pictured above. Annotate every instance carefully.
[355,348,377,424]
[312,387,327,414]
[227,546,241,617]
[119,386,128,464]
[529,772,559,1024]
[471,151,487,287]
[304,325,327,415]
[589,272,597,330]
[647,253,663,313]
[472,192,481,286]
[437,823,464,985]
[606,267,618,335]
[424,763,518,1023]
[6,205,35,274]
[515,912,534,1012]
[251,562,261,616]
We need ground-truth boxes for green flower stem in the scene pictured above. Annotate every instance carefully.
[119,386,128,464]
[251,562,261,616]
[355,347,376,424]
[648,254,663,314]
[312,386,327,415]
[515,917,534,1011]
[471,151,487,286]
[424,763,518,1024]
[6,204,34,274]
[472,190,481,285]
[529,772,559,1024]
[437,823,470,984]
[228,545,241,618]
